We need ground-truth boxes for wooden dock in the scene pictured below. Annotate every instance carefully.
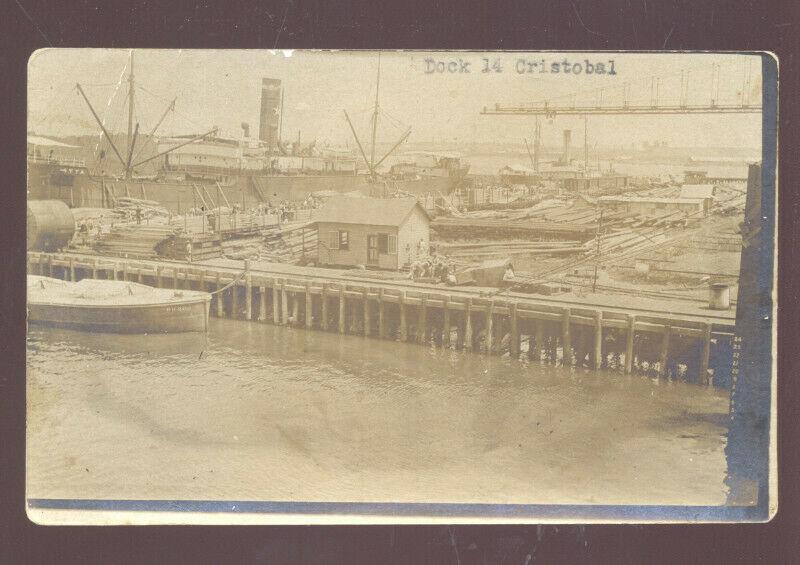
[27,251,737,387]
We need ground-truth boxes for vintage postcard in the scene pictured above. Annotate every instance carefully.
[25,50,776,524]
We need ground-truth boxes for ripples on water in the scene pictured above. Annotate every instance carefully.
[27,319,730,505]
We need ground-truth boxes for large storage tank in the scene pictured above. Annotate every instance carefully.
[27,200,75,251]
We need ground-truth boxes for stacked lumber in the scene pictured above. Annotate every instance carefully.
[432,217,598,241]
[112,197,169,221]
[260,225,318,264]
[94,224,180,258]
[157,232,223,261]
[438,240,585,260]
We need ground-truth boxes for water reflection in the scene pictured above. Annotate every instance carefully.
[27,318,730,505]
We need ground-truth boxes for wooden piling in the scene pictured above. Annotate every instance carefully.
[172,268,178,289]
[464,298,473,350]
[112,263,118,281]
[418,295,427,344]
[593,311,603,370]
[485,300,494,353]
[321,284,329,331]
[281,282,289,325]
[378,288,386,338]
[122,262,128,282]
[231,280,239,319]
[39,254,45,276]
[561,308,572,366]
[658,323,671,377]
[626,315,637,374]
[272,280,280,324]
[442,296,451,347]
[215,273,223,317]
[363,288,371,336]
[338,287,346,334]
[399,291,408,342]
[700,323,712,385]
[306,282,313,329]
[509,301,520,358]
[245,275,253,321]
[69,259,75,282]
[259,286,267,322]
[156,266,162,287]
[138,269,143,283]
[291,293,299,325]
[198,270,206,291]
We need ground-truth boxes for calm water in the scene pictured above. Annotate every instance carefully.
[27,319,730,505]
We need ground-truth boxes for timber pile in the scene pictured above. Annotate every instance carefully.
[438,240,585,260]
[112,197,169,221]
[157,232,222,261]
[94,224,180,258]
[259,224,318,264]
[432,217,598,241]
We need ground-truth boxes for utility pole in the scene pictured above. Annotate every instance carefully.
[592,208,604,293]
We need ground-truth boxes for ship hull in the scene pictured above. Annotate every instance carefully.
[28,162,465,212]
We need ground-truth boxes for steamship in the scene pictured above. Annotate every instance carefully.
[27,53,469,213]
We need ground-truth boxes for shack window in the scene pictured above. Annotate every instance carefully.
[329,231,339,249]
[339,230,349,250]
[378,234,388,253]
[388,234,397,254]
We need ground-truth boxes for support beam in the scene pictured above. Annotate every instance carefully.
[378,288,386,338]
[593,311,603,370]
[231,280,239,318]
[245,275,253,321]
[700,323,712,385]
[321,284,329,330]
[306,282,313,329]
[272,281,280,324]
[626,315,637,374]
[215,273,224,317]
[281,282,289,326]
[442,296,451,347]
[659,323,671,377]
[338,287,346,334]
[363,288,371,336]
[259,286,267,322]
[399,291,407,342]
[464,298,473,351]
[418,295,427,344]
[509,302,520,357]
[561,307,572,366]
[485,300,494,353]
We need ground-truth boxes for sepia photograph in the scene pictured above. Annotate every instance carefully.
[24,49,776,524]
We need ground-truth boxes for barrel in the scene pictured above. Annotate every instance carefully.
[708,283,731,310]
[27,200,76,251]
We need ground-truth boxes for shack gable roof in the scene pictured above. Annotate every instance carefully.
[312,197,429,227]
[679,184,715,199]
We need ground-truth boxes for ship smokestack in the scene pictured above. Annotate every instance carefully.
[259,78,282,151]
[562,129,572,164]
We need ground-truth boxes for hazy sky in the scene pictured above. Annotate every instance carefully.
[28,50,763,150]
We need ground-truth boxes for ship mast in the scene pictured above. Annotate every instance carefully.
[125,50,135,180]
[369,53,381,176]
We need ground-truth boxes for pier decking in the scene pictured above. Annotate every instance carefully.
[27,251,737,387]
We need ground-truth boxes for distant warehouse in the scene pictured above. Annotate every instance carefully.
[312,197,430,270]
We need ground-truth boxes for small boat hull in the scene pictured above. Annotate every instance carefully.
[27,276,211,334]
[28,299,211,334]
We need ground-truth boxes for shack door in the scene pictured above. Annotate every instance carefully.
[367,234,379,265]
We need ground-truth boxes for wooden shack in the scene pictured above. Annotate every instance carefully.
[312,196,430,270]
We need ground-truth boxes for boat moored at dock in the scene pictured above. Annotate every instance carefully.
[27,276,211,334]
